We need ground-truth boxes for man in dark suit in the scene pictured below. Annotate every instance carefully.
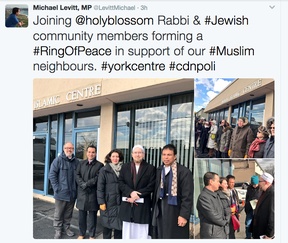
[118,145,156,239]
[251,172,274,239]
[75,145,103,239]
[152,144,193,239]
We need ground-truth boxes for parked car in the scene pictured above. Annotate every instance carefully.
[235,188,247,204]
[242,182,250,189]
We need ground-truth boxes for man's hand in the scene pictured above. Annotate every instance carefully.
[130,191,141,200]
[178,216,187,227]
[126,197,135,203]
[264,235,273,239]
[238,213,241,218]
[100,204,106,211]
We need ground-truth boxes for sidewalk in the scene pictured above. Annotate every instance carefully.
[33,193,103,239]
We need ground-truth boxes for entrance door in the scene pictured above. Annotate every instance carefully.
[33,134,47,191]
[74,128,99,162]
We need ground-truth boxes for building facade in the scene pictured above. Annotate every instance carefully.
[204,78,274,138]
[33,78,194,198]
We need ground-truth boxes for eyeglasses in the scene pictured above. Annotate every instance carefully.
[269,127,275,130]
[64,147,74,150]
[258,180,265,183]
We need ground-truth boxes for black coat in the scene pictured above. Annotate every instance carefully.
[97,163,122,231]
[197,187,228,239]
[199,127,210,152]
[216,191,231,238]
[251,186,274,238]
[244,185,261,213]
[75,159,104,211]
[263,136,274,158]
[152,164,193,239]
[215,125,224,150]
[118,161,156,224]
[48,151,79,202]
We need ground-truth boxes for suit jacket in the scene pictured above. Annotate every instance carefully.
[251,186,274,238]
[118,160,156,224]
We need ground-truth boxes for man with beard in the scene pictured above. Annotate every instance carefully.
[118,145,156,239]
[152,144,193,239]
[49,142,79,239]
[250,172,274,239]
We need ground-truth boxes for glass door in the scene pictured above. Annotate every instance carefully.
[33,134,47,191]
[74,129,99,162]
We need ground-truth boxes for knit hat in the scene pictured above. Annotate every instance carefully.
[251,175,259,185]
[132,145,144,153]
[261,172,274,184]
[258,126,269,138]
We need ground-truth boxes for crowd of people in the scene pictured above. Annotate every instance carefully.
[197,172,274,239]
[48,143,193,239]
[195,117,275,158]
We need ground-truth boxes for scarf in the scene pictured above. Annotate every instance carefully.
[109,161,123,177]
[131,161,142,186]
[248,138,267,158]
[222,189,231,199]
[159,160,177,205]
[230,188,240,211]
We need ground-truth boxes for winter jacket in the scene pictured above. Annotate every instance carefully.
[263,136,274,158]
[216,190,231,238]
[97,163,122,231]
[219,125,233,153]
[215,125,224,150]
[244,185,261,213]
[197,187,228,239]
[249,137,268,158]
[118,160,156,224]
[48,151,79,202]
[199,126,210,152]
[229,118,254,158]
[75,159,104,211]
[207,125,218,149]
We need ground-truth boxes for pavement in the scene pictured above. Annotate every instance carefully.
[33,193,103,239]
[235,205,247,239]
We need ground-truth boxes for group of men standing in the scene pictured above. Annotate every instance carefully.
[48,142,193,239]
[197,172,274,239]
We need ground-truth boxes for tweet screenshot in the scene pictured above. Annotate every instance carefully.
[1,0,285,242]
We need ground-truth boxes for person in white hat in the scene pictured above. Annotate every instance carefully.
[118,145,156,239]
[250,172,274,239]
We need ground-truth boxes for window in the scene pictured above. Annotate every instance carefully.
[115,92,193,169]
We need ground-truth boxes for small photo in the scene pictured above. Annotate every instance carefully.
[5,4,28,28]
[194,158,274,239]
[194,78,274,159]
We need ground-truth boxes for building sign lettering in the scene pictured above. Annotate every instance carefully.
[34,84,102,109]
[221,79,262,104]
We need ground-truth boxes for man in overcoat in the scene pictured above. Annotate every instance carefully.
[152,144,193,239]
[197,172,228,239]
[75,145,103,239]
[118,145,156,239]
[251,172,274,239]
[48,142,79,239]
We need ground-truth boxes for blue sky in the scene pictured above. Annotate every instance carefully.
[194,78,235,112]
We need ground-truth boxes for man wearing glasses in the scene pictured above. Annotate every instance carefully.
[250,172,274,239]
[264,117,275,158]
[49,142,79,239]
[118,145,156,239]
